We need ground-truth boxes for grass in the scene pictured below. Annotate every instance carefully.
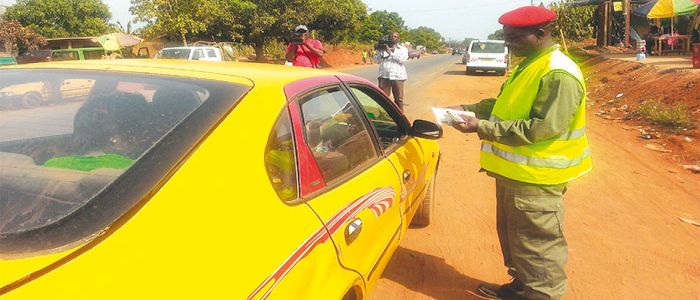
[637,101,697,129]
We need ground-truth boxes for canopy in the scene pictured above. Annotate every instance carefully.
[93,33,143,51]
[633,0,700,18]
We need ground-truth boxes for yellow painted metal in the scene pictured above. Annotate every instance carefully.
[0,60,440,299]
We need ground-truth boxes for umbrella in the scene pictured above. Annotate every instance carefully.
[632,0,699,18]
[93,33,143,51]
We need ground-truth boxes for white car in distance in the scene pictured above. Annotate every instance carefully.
[154,47,223,62]
[463,40,509,76]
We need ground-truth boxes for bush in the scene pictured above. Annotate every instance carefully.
[637,101,697,129]
[263,39,286,61]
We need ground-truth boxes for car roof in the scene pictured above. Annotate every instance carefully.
[471,40,505,44]
[1,59,345,88]
[52,47,105,51]
[161,47,219,50]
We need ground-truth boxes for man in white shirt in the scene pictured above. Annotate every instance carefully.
[374,32,408,111]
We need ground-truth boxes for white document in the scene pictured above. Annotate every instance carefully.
[432,107,475,125]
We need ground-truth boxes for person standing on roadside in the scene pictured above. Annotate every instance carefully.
[374,32,408,111]
[448,6,591,300]
[285,25,325,68]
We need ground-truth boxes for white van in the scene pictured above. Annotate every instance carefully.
[463,40,509,76]
[154,47,223,62]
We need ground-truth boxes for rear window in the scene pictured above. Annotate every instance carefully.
[470,42,506,53]
[0,69,250,256]
[52,51,80,61]
[157,48,192,59]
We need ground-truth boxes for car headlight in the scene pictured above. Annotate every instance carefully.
[0,91,16,97]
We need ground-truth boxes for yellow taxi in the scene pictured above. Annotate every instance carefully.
[0,60,441,299]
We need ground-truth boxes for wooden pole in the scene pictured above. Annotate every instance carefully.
[560,28,569,54]
[604,1,609,46]
[625,0,631,47]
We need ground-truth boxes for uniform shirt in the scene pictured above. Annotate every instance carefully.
[374,45,409,80]
[287,39,324,67]
[462,60,584,146]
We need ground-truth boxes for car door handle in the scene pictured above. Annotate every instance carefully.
[344,218,363,245]
[403,170,411,183]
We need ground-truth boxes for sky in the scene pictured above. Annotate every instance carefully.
[1,0,556,40]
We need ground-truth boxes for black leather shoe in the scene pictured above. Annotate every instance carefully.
[477,282,527,300]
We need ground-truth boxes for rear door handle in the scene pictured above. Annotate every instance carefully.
[403,170,411,183]
[344,218,363,245]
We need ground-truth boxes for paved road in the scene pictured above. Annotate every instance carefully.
[342,54,468,119]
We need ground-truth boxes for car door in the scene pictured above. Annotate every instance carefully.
[288,83,404,287]
[343,81,434,228]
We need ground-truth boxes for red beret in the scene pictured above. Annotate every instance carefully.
[498,6,557,27]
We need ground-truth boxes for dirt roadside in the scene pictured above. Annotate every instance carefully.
[365,60,700,299]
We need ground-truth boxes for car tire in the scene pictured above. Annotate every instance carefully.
[21,92,42,108]
[411,165,437,227]
[466,67,473,75]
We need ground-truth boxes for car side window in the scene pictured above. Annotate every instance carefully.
[298,86,378,183]
[349,86,404,150]
[265,110,298,201]
[206,49,216,58]
[52,51,78,61]
[83,50,103,60]
[192,49,204,60]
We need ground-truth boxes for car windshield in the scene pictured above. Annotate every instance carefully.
[471,42,505,53]
[157,48,192,59]
[0,69,249,255]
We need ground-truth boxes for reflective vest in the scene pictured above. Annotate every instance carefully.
[481,47,592,185]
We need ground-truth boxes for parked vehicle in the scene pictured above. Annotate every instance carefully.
[0,60,442,299]
[464,40,509,76]
[408,50,422,59]
[17,50,52,64]
[0,53,17,66]
[17,48,108,64]
[0,78,95,109]
[431,50,439,54]
[154,46,224,61]
[51,48,107,61]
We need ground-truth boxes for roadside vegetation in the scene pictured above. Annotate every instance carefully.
[637,101,697,130]
[0,0,445,62]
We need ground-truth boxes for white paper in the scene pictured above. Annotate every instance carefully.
[432,107,475,125]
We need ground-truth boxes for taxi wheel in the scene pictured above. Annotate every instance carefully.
[21,92,42,108]
[411,167,437,227]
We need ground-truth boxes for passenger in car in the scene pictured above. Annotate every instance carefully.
[43,91,150,171]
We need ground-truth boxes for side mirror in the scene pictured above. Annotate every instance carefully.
[410,119,442,139]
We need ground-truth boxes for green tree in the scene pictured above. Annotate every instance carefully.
[131,0,223,46]
[224,0,322,62]
[549,0,595,41]
[488,29,504,40]
[355,10,406,43]
[408,26,442,50]
[4,0,111,38]
[0,20,47,55]
[309,0,367,45]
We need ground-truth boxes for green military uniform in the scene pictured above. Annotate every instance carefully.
[462,45,590,300]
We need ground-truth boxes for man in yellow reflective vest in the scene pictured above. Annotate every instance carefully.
[450,6,592,300]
